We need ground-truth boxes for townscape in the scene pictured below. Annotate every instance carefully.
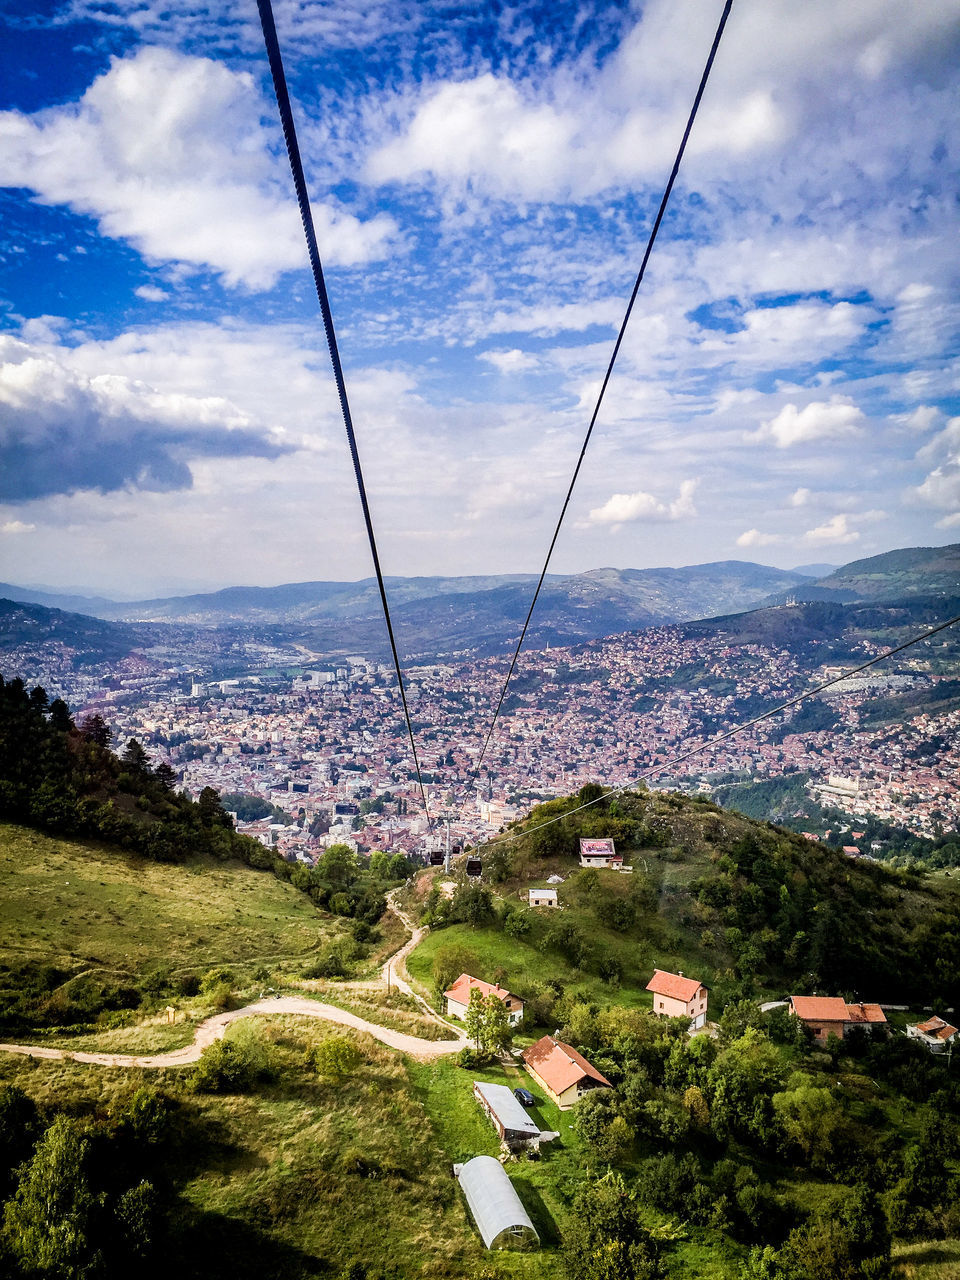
[6,612,956,862]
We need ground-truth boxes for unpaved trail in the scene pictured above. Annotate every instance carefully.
[0,884,464,1069]
[0,995,464,1069]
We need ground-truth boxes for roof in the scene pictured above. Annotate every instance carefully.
[444,973,521,1007]
[473,1082,540,1138]
[646,969,704,1003]
[790,996,886,1025]
[917,1015,959,1039]
[579,838,618,856]
[790,996,849,1022]
[844,1002,886,1026]
[456,1156,539,1250]
[529,887,558,899]
[522,1035,611,1095]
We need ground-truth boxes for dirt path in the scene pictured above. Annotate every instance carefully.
[0,884,464,1070]
[0,995,464,1069]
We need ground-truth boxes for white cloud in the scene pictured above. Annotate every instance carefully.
[0,47,396,288]
[0,520,35,534]
[736,528,782,548]
[135,285,170,302]
[587,478,698,528]
[802,514,861,546]
[789,488,813,507]
[479,348,540,374]
[750,396,866,448]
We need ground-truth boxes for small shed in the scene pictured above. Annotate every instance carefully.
[455,1156,540,1251]
[528,887,559,908]
[473,1082,541,1148]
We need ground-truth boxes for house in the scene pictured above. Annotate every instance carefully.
[578,838,622,869]
[646,969,709,1029]
[528,887,559,908]
[473,1082,541,1149]
[789,996,887,1043]
[522,1035,612,1109]
[444,973,524,1026]
[908,1015,958,1052]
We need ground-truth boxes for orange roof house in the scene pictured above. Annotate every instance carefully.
[646,969,709,1028]
[444,973,524,1026]
[789,995,887,1043]
[908,1015,958,1052]
[522,1035,611,1109]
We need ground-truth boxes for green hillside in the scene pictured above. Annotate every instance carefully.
[407,785,960,1010]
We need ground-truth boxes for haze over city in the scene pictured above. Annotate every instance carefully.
[1,0,959,598]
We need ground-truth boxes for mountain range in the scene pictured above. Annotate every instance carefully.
[0,543,955,662]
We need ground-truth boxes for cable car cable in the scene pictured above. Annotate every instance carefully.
[257,0,431,823]
[467,0,735,785]
[469,608,960,853]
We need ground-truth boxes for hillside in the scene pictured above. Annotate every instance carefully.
[761,542,960,606]
[405,785,960,1008]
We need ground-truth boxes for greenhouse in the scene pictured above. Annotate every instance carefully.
[455,1156,540,1251]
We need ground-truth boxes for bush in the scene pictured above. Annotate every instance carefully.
[189,1024,274,1093]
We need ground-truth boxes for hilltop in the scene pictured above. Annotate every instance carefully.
[762,542,960,607]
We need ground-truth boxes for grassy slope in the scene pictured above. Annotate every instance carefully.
[0,821,339,979]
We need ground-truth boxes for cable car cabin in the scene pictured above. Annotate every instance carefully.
[429,850,445,866]
[452,845,462,857]
[465,855,482,878]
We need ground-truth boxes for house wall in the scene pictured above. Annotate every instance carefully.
[651,987,708,1027]
[446,994,523,1026]
[802,1018,847,1043]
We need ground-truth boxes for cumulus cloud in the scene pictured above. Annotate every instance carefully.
[790,488,813,507]
[0,520,35,534]
[587,478,698,528]
[135,285,170,302]
[479,348,540,374]
[0,334,293,500]
[802,514,861,546]
[750,396,866,448]
[0,47,396,288]
[736,528,782,548]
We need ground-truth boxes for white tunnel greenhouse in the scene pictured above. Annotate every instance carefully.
[455,1156,540,1251]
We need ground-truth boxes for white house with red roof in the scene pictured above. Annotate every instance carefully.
[578,838,622,869]
[522,1035,612,1109]
[443,973,524,1026]
[646,969,709,1029]
[907,1015,958,1053]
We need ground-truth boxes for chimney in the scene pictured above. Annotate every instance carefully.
[678,971,683,978]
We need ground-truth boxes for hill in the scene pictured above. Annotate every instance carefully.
[762,542,960,606]
[405,785,960,1009]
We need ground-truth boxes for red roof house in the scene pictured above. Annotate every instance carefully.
[789,995,887,1043]
[443,973,524,1026]
[522,1035,611,1109]
[646,969,709,1028]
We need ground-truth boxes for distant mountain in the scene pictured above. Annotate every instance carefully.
[762,543,960,607]
[789,562,838,577]
[0,599,151,661]
[0,583,120,616]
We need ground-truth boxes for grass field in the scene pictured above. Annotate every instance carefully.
[0,821,343,982]
[893,1239,960,1279]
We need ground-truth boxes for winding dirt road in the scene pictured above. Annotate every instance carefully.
[0,885,465,1069]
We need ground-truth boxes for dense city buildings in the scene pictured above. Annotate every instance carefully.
[4,616,957,860]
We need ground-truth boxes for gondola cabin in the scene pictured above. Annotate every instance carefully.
[465,855,482,877]
[429,849,445,866]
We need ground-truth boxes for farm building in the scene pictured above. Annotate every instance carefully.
[455,1156,540,1251]
[578,837,622,869]
[522,1035,611,1109]
[473,1082,541,1149]
[444,974,524,1025]
[528,887,558,908]
[646,969,709,1029]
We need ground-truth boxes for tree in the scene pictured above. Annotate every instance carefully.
[482,992,512,1055]
[565,1172,664,1280]
[431,943,480,1006]
[316,842,359,888]
[772,1073,844,1168]
[3,1114,99,1278]
[121,738,150,775]
[464,988,486,1054]
[312,1036,362,1080]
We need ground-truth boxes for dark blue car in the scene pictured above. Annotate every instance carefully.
[513,1087,535,1106]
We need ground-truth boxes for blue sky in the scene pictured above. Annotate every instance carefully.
[1,0,959,596]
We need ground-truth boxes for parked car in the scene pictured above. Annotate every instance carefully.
[513,1087,535,1106]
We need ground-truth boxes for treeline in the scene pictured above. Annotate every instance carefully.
[0,676,274,869]
[0,678,413,930]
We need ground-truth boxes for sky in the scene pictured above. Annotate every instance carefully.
[1,0,959,598]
